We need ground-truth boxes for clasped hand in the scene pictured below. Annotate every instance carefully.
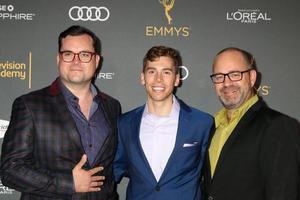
[72,154,105,193]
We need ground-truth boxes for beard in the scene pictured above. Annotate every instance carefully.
[218,85,246,110]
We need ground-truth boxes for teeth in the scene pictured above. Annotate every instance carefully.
[152,86,164,91]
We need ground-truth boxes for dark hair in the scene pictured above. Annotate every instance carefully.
[142,46,182,74]
[214,47,256,69]
[58,25,101,55]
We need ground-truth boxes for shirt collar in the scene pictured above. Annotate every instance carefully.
[143,95,180,119]
[59,79,98,103]
[215,95,259,127]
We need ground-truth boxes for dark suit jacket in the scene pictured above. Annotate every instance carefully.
[0,79,121,200]
[203,99,300,200]
[114,99,214,200]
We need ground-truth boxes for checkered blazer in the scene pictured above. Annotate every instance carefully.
[0,78,121,200]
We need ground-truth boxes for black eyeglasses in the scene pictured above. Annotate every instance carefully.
[59,51,96,63]
[210,69,252,84]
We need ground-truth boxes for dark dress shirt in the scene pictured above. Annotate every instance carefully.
[60,81,110,165]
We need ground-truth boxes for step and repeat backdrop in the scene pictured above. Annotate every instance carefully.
[0,0,299,199]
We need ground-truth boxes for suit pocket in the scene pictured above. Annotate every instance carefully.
[182,144,201,151]
[178,144,201,162]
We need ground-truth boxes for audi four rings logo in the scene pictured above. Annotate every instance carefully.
[69,6,110,21]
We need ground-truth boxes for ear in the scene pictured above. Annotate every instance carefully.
[140,73,145,85]
[56,54,60,66]
[250,69,257,87]
[174,73,180,86]
[95,54,101,69]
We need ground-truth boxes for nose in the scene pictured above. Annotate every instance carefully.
[155,72,162,82]
[73,54,80,63]
[223,75,233,86]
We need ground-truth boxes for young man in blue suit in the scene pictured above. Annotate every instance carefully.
[114,46,213,200]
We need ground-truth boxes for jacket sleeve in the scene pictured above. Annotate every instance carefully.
[113,119,128,183]
[260,115,300,200]
[0,97,74,198]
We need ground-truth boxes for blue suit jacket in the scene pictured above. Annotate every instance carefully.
[114,99,213,200]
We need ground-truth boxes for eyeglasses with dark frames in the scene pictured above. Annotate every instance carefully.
[59,51,96,63]
[210,69,252,84]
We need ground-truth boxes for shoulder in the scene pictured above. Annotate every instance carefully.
[119,106,144,122]
[178,99,214,124]
[97,91,120,106]
[255,100,298,125]
[8,86,51,116]
[253,101,300,157]
[117,106,144,136]
[13,86,50,104]
[95,92,121,121]
[263,108,299,129]
[251,100,300,140]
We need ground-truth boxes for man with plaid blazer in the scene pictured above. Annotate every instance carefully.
[0,25,121,200]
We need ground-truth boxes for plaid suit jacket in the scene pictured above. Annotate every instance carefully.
[0,79,121,200]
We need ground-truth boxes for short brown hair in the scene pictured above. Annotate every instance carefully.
[142,46,182,74]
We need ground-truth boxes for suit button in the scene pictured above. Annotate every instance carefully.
[208,196,214,200]
[155,186,160,191]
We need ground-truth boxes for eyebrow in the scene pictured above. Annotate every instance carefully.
[145,66,174,71]
[59,49,94,52]
[213,68,250,74]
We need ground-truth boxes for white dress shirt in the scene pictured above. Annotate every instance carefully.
[139,96,180,181]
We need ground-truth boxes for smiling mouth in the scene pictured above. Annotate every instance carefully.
[70,68,83,71]
[152,86,165,92]
[222,89,238,97]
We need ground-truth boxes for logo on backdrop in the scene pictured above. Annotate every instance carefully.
[145,0,190,37]
[69,6,110,21]
[0,52,32,89]
[0,180,14,194]
[179,66,189,80]
[257,85,270,96]
[226,9,271,23]
[0,119,9,139]
[0,4,35,21]
[96,72,115,80]
[159,0,175,25]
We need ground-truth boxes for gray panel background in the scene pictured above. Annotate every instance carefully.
[0,0,299,199]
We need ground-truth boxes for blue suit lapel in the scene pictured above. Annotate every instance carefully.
[159,100,191,183]
[131,105,158,184]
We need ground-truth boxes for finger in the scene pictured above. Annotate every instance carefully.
[88,187,101,192]
[91,175,105,181]
[88,166,103,175]
[76,154,87,169]
[90,181,103,187]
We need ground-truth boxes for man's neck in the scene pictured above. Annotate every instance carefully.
[225,93,256,122]
[61,80,92,100]
[226,109,235,122]
[147,97,174,117]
